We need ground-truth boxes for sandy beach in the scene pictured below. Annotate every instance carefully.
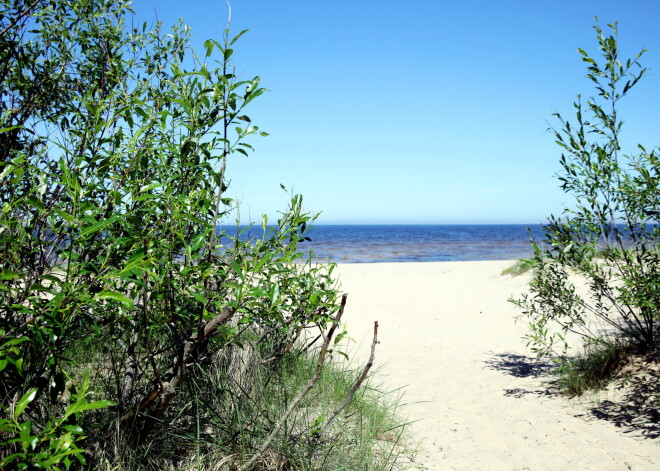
[335,260,660,470]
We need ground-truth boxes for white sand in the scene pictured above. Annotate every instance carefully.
[335,261,660,470]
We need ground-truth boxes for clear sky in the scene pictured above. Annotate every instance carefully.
[131,0,660,224]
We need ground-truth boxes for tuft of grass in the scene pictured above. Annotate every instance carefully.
[85,339,412,470]
[267,352,409,470]
[556,341,632,396]
[501,258,535,276]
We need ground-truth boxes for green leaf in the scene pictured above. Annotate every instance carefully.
[139,182,165,192]
[0,152,25,181]
[19,421,35,452]
[97,290,134,309]
[231,261,243,277]
[13,357,23,376]
[224,281,241,290]
[63,425,84,435]
[0,125,24,134]
[269,284,280,309]
[249,286,268,297]
[334,350,350,361]
[117,250,149,274]
[68,399,114,414]
[230,29,249,46]
[41,275,61,284]
[135,107,149,120]
[1,452,28,467]
[204,39,214,57]
[53,209,75,223]
[14,389,37,419]
[0,270,19,281]
[79,215,118,238]
[188,291,206,304]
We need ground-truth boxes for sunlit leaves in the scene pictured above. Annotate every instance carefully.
[1,1,339,467]
[516,20,660,361]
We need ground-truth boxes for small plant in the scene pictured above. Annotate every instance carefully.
[556,341,631,396]
[501,258,535,276]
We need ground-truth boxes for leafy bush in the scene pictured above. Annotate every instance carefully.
[0,1,356,468]
[514,21,660,362]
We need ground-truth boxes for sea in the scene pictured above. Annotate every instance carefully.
[225,224,546,264]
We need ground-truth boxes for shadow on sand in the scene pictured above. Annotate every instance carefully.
[485,353,558,397]
[484,352,558,398]
[485,351,660,439]
[485,352,555,378]
[584,360,660,439]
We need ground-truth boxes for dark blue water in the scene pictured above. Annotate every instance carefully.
[289,224,544,263]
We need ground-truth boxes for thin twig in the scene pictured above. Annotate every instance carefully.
[0,0,41,37]
[239,294,348,471]
[322,320,379,434]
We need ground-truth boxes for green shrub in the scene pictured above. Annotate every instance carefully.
[513,20,660,375]
[0,1,359,468]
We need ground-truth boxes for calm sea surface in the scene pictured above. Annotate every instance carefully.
[276,224,545,263]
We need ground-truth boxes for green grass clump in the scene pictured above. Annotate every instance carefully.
[275,351,410,470]
[89,341,410,470]
[556,341,631,396]
[501,258,535,276]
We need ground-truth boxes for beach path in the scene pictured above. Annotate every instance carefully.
[336,261,659,470]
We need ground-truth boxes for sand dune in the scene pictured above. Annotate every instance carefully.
[335,261,659,470]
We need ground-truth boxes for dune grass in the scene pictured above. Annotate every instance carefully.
[501,258,535,277]
[555,341,633,396]
[75,338,412,470]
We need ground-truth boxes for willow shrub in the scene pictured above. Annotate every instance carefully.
[514,21,660,364]
[0,1,339,468]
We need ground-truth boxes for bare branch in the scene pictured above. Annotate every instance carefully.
[239,294,348,471]
[322,320,379,434]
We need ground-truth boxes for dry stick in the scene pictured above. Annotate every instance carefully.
[238,294,348,471]
[322,320,379,434]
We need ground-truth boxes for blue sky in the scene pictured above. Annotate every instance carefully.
[131,1,660,224]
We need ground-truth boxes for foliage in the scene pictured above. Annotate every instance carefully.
[0,0,357,468]
[85,328,407,470]
[514,20,660,364]
[0,373,112,469]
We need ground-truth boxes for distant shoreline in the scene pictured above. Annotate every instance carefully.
[297,224,542,263]
[217,224,542,263]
